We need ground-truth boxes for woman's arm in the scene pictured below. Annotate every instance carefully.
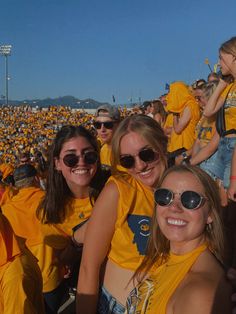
[76,181,119,314]
[190,131,220,165]
[203,79,228,117]
[173,107,191,134]
[227,146,236,201]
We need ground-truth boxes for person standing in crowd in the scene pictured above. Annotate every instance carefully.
[1,164,61,313]
[166,81,200,156]
[203,36,236,191]
[93,105,121,171]
[77,115,168,314]
[126,165,231,314]
[0,212,45,314]
[37,125,109,313]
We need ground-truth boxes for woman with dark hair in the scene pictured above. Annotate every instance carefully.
[37,124,109,313]
[126,165,231,314]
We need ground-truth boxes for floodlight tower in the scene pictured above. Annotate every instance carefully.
[0,45,12,105]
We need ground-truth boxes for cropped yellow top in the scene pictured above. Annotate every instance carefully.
[126,243,207,314]
[107,174,154,270]
[221,83,236,133]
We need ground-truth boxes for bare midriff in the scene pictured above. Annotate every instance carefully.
[103,259,136,305]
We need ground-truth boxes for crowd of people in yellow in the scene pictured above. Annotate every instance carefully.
[0,36,236,314]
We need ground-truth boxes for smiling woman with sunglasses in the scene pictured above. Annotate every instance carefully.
[77,115,168,314]
[126,165,231,314]
[37,125,110,313]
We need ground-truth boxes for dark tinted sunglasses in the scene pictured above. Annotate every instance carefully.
[94,121,114,130]
[63,151,98,168]
[120,148,159,169]
[154,188,207,210]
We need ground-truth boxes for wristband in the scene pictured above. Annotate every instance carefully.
[182,152,188,160]
[230,176,236,181]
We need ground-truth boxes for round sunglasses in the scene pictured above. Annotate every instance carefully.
[154,188,208,210]
[120,148,160,169]
[94,121,114,130]
[62,151,98,168]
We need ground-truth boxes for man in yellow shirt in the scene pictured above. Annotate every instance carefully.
[94,105,121,171]
[1,164,66,313]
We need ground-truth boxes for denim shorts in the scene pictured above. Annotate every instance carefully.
[199,151,218,180]
[97,286,125,314]
[202,137,236,188]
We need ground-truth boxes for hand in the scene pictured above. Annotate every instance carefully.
[175,154,184,165]
[227,182,236,202]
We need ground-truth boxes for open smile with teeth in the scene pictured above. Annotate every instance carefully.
[72,168,90,175]
[138,168,152,177]
[167,218,187,226]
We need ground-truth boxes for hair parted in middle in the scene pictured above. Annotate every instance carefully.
[134,164,224,282]
[111,114,168,173]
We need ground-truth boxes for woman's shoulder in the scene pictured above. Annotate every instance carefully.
[170,250,232,314]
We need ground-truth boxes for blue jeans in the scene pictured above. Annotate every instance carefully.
[97,286,125,314]
[202,137,236,188]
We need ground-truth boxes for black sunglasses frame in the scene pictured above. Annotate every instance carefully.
[119,148,160,169]
[154,188,207,210]
[62,151,98,168]
[94,121,115,130]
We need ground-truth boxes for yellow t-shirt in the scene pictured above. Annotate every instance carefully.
[0,214,45,314]
[195,116,216,146]
[168,101,200,152]
[126,243,207,314]
[107,174,154,270]
[1,187,63,293]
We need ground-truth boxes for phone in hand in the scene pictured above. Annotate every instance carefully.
[218,70,234,84]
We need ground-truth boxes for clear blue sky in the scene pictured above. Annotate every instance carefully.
[0,0,235,104]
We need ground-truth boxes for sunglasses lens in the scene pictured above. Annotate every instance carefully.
[63,154,78,167]
[181,191,202,210]
[94,122,102,129]
[94,122,114,129]
[84,151,98,164]
[104,122,114,129]
[139,148,157,163]
[120,155,135,169]
[154,188,173,206]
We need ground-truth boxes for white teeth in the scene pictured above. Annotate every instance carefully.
[139,169,151,176]
[73,169,89,175]
[167,218,187,226]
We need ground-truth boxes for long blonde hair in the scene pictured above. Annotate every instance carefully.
[135,165,225,282]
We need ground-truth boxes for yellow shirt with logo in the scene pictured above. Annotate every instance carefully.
[221,82,236,132]
[107,174,154,270]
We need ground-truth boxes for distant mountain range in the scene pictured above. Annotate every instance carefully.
[0,95,113,109]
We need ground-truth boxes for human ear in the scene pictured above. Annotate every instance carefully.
[207,215,213,224]
[54,158,62,171]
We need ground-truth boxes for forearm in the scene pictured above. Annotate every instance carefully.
[76,264,100,314]
[190,144,216,165]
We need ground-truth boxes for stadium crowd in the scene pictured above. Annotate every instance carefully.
[0,36,236,314]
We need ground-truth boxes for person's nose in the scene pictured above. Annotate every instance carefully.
[134,156,147,171]
[168,196,184,213]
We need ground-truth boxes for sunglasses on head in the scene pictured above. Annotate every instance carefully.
[94,121,114,130]
[154,188,207,210]
[62,151,98,168]
[120,148,160,169]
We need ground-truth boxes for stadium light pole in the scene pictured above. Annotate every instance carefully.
[0,45,12,105]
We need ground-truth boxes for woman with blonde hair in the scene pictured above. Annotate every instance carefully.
[77,115,168,314]
[126,165,231,314]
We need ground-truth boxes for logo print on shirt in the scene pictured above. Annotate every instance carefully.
[127,214,151,255]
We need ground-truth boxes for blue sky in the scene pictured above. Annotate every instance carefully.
[0,0,235,104]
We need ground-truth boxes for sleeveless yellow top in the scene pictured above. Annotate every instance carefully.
[221,83,236,132]
[195,116,216,146]
[126,243,207,314]
[107,174,154,270]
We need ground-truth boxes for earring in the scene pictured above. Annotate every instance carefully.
[206,223,213,233]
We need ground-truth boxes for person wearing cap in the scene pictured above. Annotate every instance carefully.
[1,163,65,313]
[94,105,121,171]
[0,212,45,313]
